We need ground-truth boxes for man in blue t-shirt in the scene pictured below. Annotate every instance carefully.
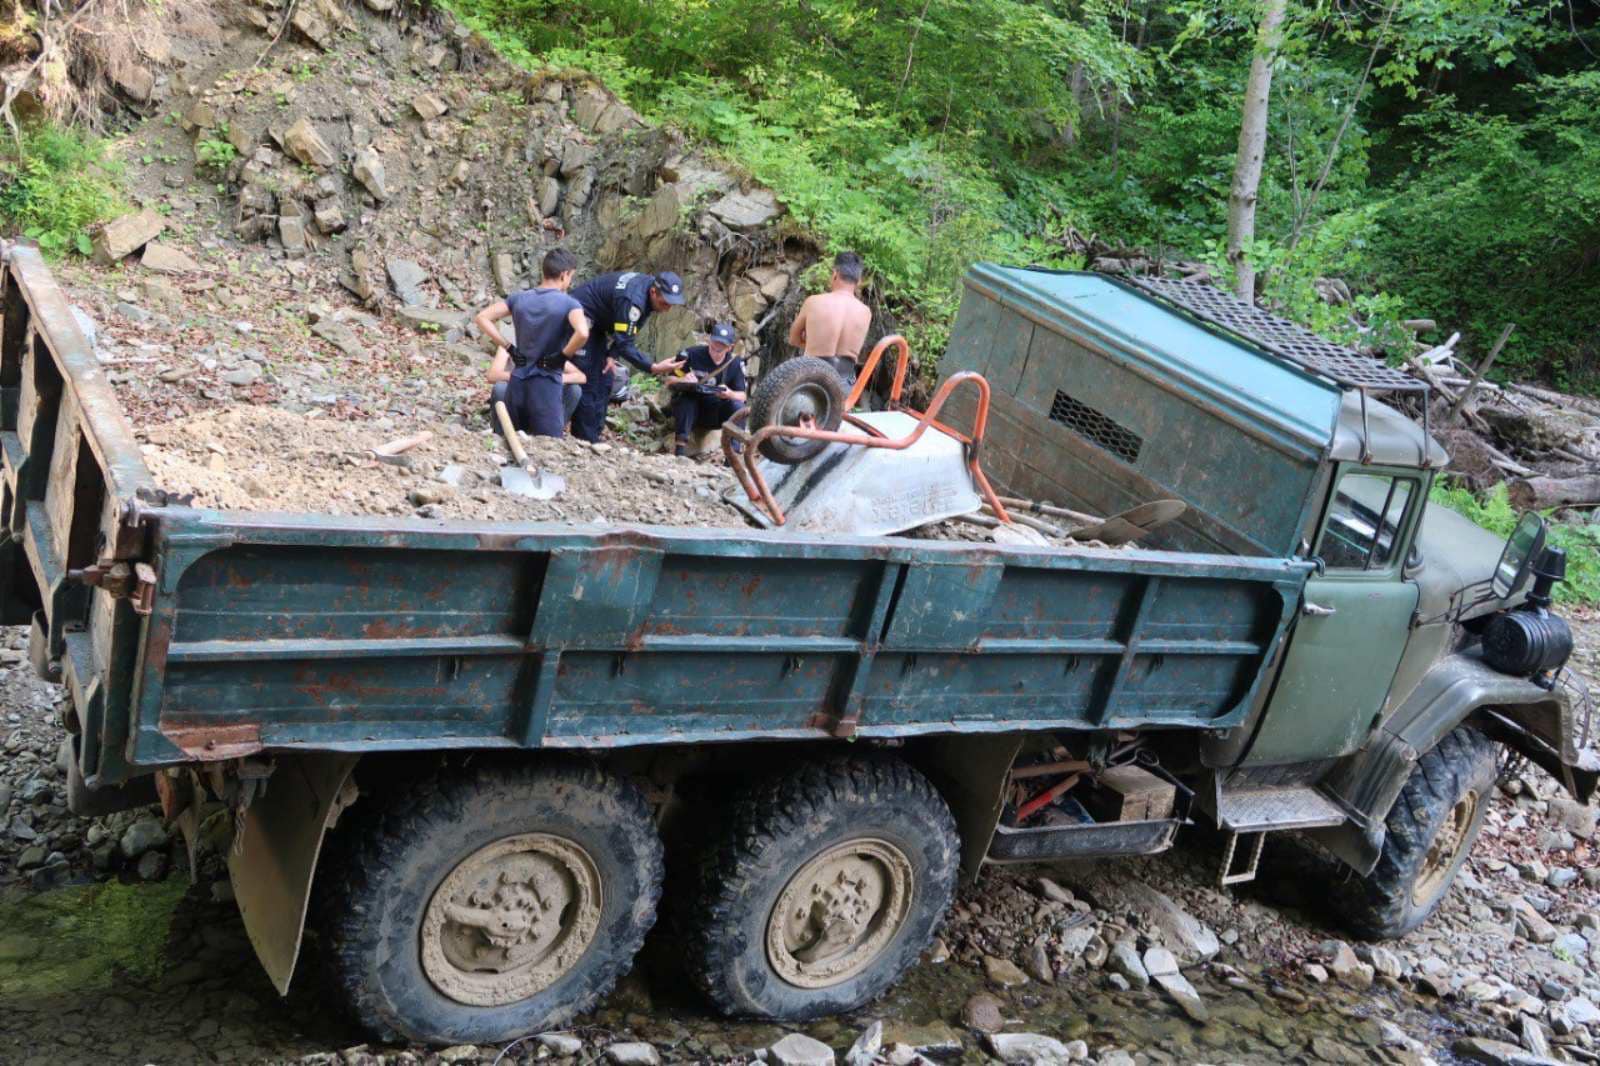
[651,323,747,457]
[475,249,591,437]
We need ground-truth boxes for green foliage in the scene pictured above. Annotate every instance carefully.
[448,0,1599,389]
[1429,479,1600,605]
[195,128,238,171]
[1364,73,1600,386]
[0,124,124,258]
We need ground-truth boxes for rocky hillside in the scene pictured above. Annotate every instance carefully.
[53,0,808,434]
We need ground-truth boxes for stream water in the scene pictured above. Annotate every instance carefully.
[0,871,1484,1065]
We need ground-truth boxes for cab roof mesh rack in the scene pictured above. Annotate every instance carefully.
[1121,275,1427,396]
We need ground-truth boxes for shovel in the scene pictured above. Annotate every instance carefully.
[1069,499,1187,545]
[493,401,566,501]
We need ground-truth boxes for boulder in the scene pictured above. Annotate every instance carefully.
[396,306,469,332]
[879,1021,962,1059]
[574,86,611,130]
[119,817,168,859]
[536,1033,582,1057]
[983,1032,1076,1066]
[116,65,155,103]
[351,146,389,201]
[1142,945,1179,978]
[961,992,1004,1032]
[983,955,1029,988]
[312,320,363,358]
[1113,882,1219,964]
[386,258,430,307]
[140,243,200,273]
[93,209,166,263]
[1547,797,1597,840]
[313,199,346,234]
[1108,939,1149,988]
[291,3,335,48]
[284,117,336,169]
[560,141,596,179]
[1153,971,1209,1023]
[539,176,561,216]
[604,1043,659,1066]
[412,92,449,120]
[278,216,307,253]
[708,188,782,229]
[768,1033,834,1066]
[1511,896,1557,944]
[844,1022,883,1066]
[1451,1036,1563,1066]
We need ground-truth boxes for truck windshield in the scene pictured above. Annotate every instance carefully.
[1319,473,1416,571]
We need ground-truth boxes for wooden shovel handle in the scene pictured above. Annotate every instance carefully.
[493,401,530,465]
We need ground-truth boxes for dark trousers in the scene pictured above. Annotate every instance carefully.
[506,371,566,437]
[491,380,580,436]
[570,368,613,443]
[673,394,743,438]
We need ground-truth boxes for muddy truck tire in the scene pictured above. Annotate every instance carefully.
[684,757,959,1019]
[747,355,848,464]
[1335,725,1497,940]
[313,758,664,1045]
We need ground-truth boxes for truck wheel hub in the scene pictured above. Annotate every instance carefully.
[767,838,912,989]
[1413,791,1478,906]
[422,834,603,1006]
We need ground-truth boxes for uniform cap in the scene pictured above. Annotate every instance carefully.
[708,322,736,346]
[654,271,686,305]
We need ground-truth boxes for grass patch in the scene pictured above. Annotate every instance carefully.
[0,879,188,996]
[0,123,125,258]
[1429,480,1600,606]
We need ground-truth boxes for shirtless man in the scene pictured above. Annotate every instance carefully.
[787,251,872,389]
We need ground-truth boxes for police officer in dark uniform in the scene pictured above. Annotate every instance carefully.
[568,270,686,442]
[652,323,747,456]
[475,249,590,437]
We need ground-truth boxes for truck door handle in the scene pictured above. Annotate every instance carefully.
[1302,601,1336,617]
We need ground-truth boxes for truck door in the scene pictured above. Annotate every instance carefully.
[1243,467,1423,765]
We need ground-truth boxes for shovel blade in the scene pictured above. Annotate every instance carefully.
[499,465,565,500]
[1072,499,1188,545]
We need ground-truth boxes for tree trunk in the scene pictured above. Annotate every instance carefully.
[1226,0,1288,301]
[1507,475,1600,512]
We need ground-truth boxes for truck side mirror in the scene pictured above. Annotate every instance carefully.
[1493,512,1547,599]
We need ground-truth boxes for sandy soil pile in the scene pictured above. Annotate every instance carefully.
[140,405,748,527]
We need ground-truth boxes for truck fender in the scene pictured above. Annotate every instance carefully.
[1308,652,1595,874]
[228,752,361,995]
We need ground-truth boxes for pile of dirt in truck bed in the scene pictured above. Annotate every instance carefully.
[139,405,748,526]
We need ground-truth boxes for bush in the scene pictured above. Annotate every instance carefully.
[0,124,124,258]
[1429,479,1600,606]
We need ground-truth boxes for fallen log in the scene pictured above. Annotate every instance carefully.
[1507,475,1600,511]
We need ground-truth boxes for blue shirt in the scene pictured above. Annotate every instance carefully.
[506,287,581,380]
[569,271,656,374]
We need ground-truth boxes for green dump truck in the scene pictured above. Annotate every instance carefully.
[3,247,1592,1045]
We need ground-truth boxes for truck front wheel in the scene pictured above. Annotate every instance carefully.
[314,759,664,1045]
[1336,725,1497,940]
[684,757,959,1019]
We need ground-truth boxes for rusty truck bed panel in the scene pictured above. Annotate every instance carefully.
[0,249,1313,787]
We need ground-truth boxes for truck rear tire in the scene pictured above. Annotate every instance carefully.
[748,356,848,464]
[1336,725,1497,940]
[314,758,664,1045]
[684,757,959,1019]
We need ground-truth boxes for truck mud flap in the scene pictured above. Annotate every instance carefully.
[229,752,360,995]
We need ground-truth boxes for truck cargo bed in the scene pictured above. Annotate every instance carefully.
[0,248,1313,788]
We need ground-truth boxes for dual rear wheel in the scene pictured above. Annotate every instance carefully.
[315,756,958,1045]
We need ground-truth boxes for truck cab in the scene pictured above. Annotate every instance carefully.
[943,266,1596,913]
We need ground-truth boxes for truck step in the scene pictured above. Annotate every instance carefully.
[1215,786,1347,833]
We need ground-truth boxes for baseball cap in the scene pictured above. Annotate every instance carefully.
[654,271,686,305]
[708,322,736,346]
